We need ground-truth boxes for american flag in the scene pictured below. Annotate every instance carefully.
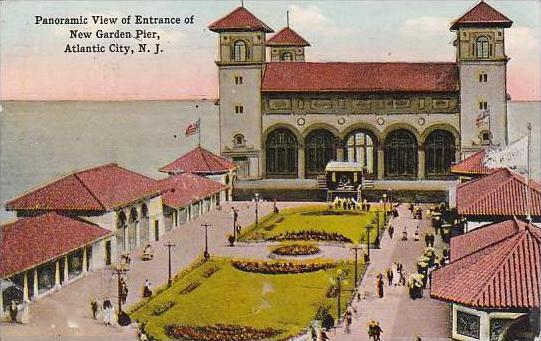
[185,119,200,137]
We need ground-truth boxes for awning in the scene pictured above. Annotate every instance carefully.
[325,161,364,173]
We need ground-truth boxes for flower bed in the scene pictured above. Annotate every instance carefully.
[164,324,283,341]
[271,244,320,256]
[231,259,336,274]
[202,266,220,278]
[152,301,175,316]
[269,230,352,243]
[179,281,201,295]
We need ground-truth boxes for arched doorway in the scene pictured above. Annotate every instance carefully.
[140,204,149,244]
[116,211,127,252]
[344,130,378,178]
[385,129,418,177]
[305,129,336,178]
[266,128,298,178]
[128,207,138,251]
[425,130,456,177]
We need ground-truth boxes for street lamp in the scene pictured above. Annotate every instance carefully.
[253,193,260,229]
[365,224,372,262]
[201,223,212,259]
[232,207,239,237]
[351,245,362,287]
[330,269,349,322]
[382,193,388,224]
[164,241,176,287]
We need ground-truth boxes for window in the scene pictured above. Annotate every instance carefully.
[266,128,298,178]
[384,129,418,177]
[235,105,244,114]
[234,75,243,85]
[476,36,490,58]
[479,101,488,110]
[305,130,336,177]
[233,40,247,62]
[233,134,245,147]
[281,52,293,61]
[480,131,491,145]
[425,130,456,176]
[345,130,377,177]
[478,72,488,82]
[456,311,481,339]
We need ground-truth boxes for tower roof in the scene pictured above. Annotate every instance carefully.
[267,27,310,47]
[159,146,236,175]
[208,6,274,33]
[450,1,513,30]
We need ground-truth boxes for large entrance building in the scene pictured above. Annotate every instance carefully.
[209,2,513,181]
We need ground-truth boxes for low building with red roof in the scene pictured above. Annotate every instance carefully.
[5,163,166,259]
[451,150,499,178]
[160,146,236,201]
[209,1,513,184]
[431,218,540,341]
[157,173,226,230]
[0,213,112,316]
[455,168,541,231]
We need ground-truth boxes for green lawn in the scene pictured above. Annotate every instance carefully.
[239,204,381,244]
[131,258,362,341]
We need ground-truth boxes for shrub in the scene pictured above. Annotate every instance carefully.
[164,324,283,341]
[152,301,175,316]
[179,282,201,295]
[202,266,220,278]
[272,244,320,256]
[231,259,336,274]
[269,230,352,243]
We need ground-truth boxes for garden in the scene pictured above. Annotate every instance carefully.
[238,204,384,245]
[130,257,364,341]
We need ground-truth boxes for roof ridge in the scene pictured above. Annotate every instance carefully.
[267,61,457,65]
[461,169,510,209]
[73,173,107,210]
[471,231,530,305]
[198,147,217,175]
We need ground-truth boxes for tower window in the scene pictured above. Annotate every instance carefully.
[234,75,243,85]
[281,52,293,62]
[479,101,488,110]
[233,40,247,62]
[478,73,488,82]
[480,131,491,145]
[233,134,245,147]
[476,36,490,58]
[235,105,244,114]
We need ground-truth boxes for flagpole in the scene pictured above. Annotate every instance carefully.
[526,122,532,222]
[198,118,201,147]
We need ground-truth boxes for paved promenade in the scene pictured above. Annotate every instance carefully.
[329,204,450,341]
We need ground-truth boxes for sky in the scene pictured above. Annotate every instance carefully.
[0,0,540,101]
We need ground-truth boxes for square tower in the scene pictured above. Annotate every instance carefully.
[209,7,274,179]
[451,1,513,156]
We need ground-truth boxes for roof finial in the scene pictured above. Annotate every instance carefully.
[286,10,290,27]
[241,0,244,8]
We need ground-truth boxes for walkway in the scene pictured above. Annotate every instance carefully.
[329,204,450,341]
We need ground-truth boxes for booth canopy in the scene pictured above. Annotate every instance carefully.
[325,162,364,173]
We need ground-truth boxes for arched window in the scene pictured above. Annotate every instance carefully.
[233,134,245,147]
[140,204,149,243]
[305,129,335,177]
[384,129,418,177]
[116,211,127,252]
[281,52,293,61]
[233,40,247,62]
[345,130,378,177]
[128,207,138,251]
[425,130,456,176]
[476,36,490,58]
[266,128,298,178]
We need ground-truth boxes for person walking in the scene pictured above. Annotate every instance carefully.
[424,233,430,247]
[9,300,18,323]
[388,224,394,239]
[90,297,99,319]
[376,273,384,298]
[368,321,376,341]
[429,233,435,247]
[373,322,383,341]
[143,279,153,298]
[102,297,113,326]
[386,268,393,286]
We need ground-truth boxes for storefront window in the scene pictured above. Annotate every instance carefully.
[457,311,481,339]
[68,250,83,279]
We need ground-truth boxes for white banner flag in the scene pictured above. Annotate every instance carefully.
[483,135,528,172]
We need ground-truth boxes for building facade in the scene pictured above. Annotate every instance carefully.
[209,2,513,180]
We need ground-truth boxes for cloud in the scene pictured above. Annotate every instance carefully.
[400,16,453,39]
[506,26,540,58]
[287,5,330,30]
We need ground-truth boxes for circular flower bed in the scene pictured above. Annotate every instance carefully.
[269,230,352,243]
[164,324,283,341]
[231,259,335,274]
[271,244,320,256]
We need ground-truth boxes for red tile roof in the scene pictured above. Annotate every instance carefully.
[451,150,499,175]
[450,1,512,30]
[6,163,161,212]
[261,62,459,93]
[208,6,273,33]
[158,173,226,208]
[159,147,236,175]
[0,213,111,278]
[456,168,541,217]
[431,218,540,309]
[267,27,310,46]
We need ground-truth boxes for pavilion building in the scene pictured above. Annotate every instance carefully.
[431,218,540,341]
[0,213,112,319]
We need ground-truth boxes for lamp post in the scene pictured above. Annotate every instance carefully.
[164,241,176,287]
[201,223,212,259]
[365,224,372,262]
[232,207,239,237]
[330,269,349,322]
[351,245,362,287]
[382,193,388,224]
[253,193,260,229]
